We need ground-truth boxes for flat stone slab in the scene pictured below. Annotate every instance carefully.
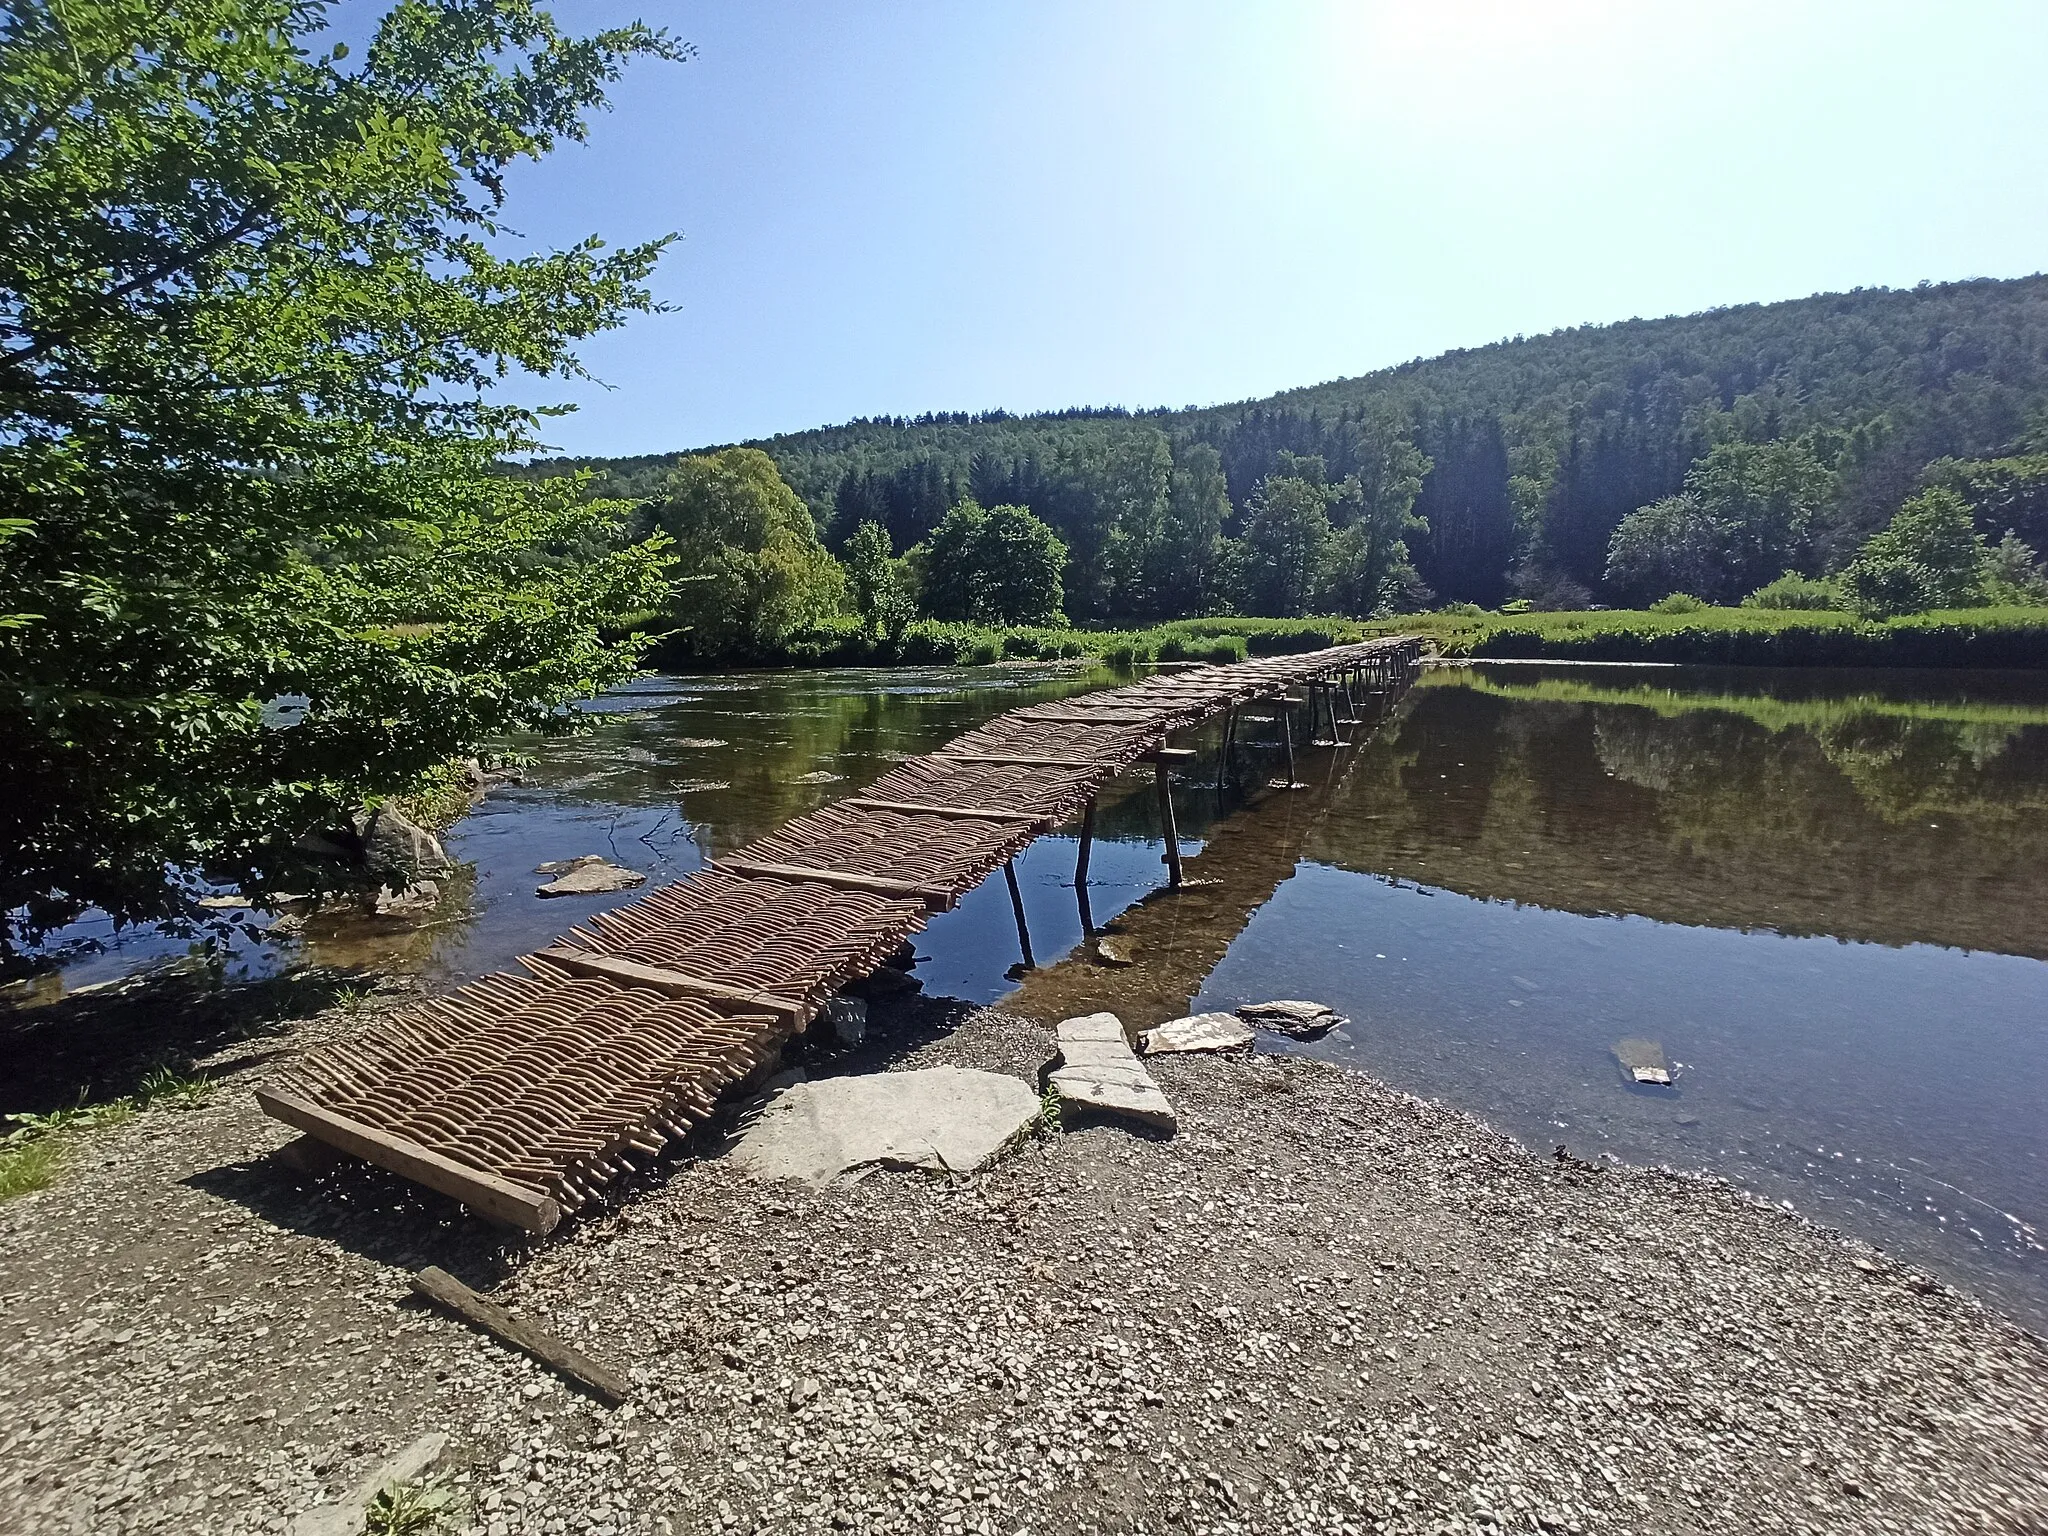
[726,1067,1040,1185]
[535,856,647,897]
[1140,1011,1255,1056]
[1050,1012,1177,1131]
[1238,998,1347,1040]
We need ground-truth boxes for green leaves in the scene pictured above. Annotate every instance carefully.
[0,0,684,968]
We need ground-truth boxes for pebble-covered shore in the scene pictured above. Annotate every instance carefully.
[2,998,2044,1536]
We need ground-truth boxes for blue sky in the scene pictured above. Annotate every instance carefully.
[500,0,2048,457]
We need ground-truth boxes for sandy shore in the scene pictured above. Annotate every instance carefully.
[2,987,2044,1536]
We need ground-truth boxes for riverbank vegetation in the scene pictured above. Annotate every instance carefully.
[0,0,686,970]
[539,278,2048,632]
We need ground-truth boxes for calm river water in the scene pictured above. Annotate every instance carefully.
[38,660,2048,1326]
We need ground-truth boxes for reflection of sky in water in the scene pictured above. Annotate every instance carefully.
[1198,865,2046,1325]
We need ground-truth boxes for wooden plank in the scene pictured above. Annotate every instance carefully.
[714,858,958,911]
[411,1266,630,1405]
[841,796,1048,826]
[529,947,805,1027]
[1140,746,1198,762]
[255,1089,561,1235]
[932,752,1107,768]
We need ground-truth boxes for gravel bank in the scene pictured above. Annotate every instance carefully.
[1,991,2044,1536]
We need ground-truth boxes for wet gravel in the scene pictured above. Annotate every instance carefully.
[2,995,2045,1536]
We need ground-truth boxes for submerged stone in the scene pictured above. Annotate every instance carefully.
[1237,999,1347,1039]
[725,1066,1040,1185]
[535,857,647,897]
[1614,1037,1673,1085]
[1139,1011,1255,1056]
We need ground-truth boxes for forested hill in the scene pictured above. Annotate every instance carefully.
[533,275,2048,616]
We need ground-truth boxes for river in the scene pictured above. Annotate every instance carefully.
[32,659,2048,1326]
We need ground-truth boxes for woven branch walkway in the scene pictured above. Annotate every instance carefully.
[258,638,1426,1234]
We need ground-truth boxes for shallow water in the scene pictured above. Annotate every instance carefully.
[29,659,2048,1326]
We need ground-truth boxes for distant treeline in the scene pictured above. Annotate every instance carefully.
[528,276,2048,622]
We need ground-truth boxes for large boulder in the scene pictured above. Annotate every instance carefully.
[357,804,451,883]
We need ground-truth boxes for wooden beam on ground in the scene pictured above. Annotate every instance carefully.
[255,1089,560,1235]
[715,858,957,912]
[529,947,805,1028]
[411,1267,630,1405]
[840,796,1048,826]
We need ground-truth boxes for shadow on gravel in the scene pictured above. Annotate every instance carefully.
[0,966,381,1118]
[183,1154,531,1292]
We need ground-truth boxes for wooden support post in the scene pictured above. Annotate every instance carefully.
[1003,858,1035,971]
[411,1267,630,1405]
[1216,707,1237,792]
[1281,698,1298,787]
[1154,759,1184,888]
[1071,798,1098,936]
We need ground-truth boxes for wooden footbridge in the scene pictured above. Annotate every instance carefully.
[257,638,1426,1234]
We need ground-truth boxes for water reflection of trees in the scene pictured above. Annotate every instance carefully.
[1314,675,2048,959]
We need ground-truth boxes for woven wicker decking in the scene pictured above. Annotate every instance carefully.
[258,638,1426,1232]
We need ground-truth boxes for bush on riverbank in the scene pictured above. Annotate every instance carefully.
[1380,605,2048,668]
[638,605,2048,671]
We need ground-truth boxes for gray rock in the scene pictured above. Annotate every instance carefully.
[358,804,452,881]
[372,879,439,916]
[1237,999,1347,1039]
[725,1067,1040,1185]
[288,1431,447,1536]
[825,996,868,1047]
[535,858,647,897]
[1140,1011,1255,1056]
[1049,1012,1177,1131]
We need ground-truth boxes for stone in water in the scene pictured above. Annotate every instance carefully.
[1237,999,1347,1040]
[535,857,646,897]
[1049,1011,1177,1132]
[1140,1011,1255,1056]
[1614,1037,1673,1085]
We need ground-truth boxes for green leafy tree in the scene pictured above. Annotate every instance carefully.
[1149,443,1229,617]
[0,0,683,969]
[842,520,905,637]
[906,500,1065,624]
[1840,489,1991,617]
[1984,532,2048,604]
[1605,439,1832,602]
[1237,473,1333,616]
[971,503,1066,624]
[648,449,844,655]
[911,501,987,622]
[1604,494,1728,600]
[1320,408,1430,614]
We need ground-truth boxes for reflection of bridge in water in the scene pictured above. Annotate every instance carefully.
[258,639,1426,1233]
[1005,704,1388,1029]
